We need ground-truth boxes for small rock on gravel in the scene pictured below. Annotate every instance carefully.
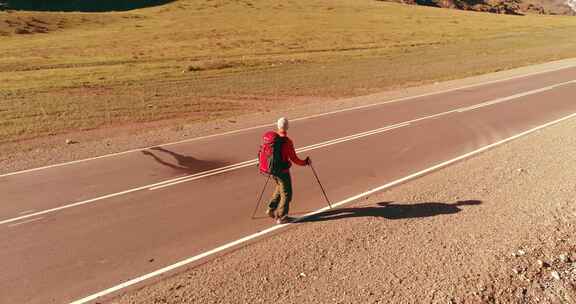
[536,260,550,268]
[550,271,561,280]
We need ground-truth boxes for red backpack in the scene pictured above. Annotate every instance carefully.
[258,131,289,175]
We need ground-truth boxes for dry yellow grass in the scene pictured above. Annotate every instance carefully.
[2,0,576,143]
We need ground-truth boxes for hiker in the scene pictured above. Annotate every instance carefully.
[265,117,311,224]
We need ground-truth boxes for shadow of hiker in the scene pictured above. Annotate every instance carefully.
[141,146,227,174]
[299,200,482,222]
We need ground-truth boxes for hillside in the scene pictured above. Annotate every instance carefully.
[384,0,575,15]
[0,11,121,36]
[2,0,576,159]
[1,0,574,15]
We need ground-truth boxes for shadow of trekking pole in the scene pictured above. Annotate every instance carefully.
[310,163,332,209]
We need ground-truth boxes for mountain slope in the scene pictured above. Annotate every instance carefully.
[2,0,576,148]
[383,0,575,15]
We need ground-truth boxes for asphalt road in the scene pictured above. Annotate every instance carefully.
[2,66,576,304]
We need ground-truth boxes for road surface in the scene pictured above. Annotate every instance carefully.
[1,66,576,303]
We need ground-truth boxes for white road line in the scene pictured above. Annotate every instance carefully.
[69,111,576,304]
[2,64,575,179]
[7,217,44,228]
[18,209,36,215]
[0,123,414,225]
[0,80,570,226]
[0,186,152,226]
[0,123,412,226]
[149,123,411,190]
[99,79,576,191]
[456,80,576,113]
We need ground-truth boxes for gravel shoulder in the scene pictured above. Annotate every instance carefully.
[113,101,576,303]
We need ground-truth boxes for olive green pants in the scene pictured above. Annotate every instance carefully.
[267,172,293,219]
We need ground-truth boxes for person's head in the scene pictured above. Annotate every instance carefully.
[277,117,289,132]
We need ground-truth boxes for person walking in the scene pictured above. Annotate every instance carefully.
[266,117,311,224]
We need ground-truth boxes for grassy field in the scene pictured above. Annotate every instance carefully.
[2,0,576,144]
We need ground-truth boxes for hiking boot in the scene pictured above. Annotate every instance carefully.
[265,208,276,219]
[276,216,295,224]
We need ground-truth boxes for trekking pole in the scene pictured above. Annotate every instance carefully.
[251,175,271,219]
[310,163,332,209]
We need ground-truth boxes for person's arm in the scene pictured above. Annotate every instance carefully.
[286,140,308,166]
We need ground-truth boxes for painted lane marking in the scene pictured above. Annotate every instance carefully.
[0,123,410,225]
[7,217,44,228]
[2,64,575,179]
[69,111,576,304]
[18,210,36,215]
[0,172,220,226]
[456,80,576,113]
[149,79,575,189]
[0,79,571,226]
[149,123,411,190]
